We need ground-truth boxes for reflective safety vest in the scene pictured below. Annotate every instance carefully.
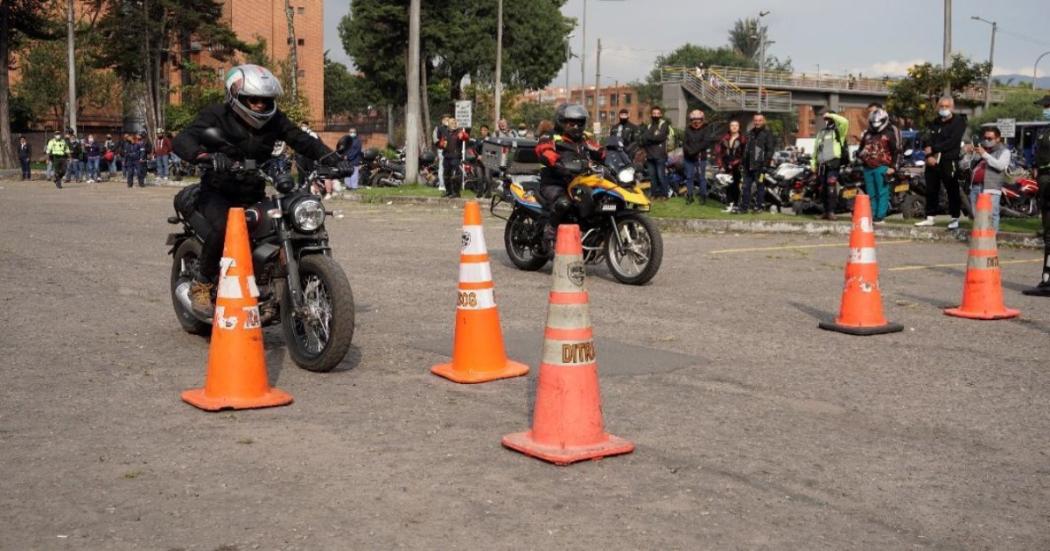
[46,138,70,157]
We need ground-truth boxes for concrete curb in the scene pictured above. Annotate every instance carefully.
[338,193,1045,249]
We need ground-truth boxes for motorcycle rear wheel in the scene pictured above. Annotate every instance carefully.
[170,239,211,336]
[605,213,663,285]
[280,255,355,372]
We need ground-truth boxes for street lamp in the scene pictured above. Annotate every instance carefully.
[578,0,624,119]
[1034,51,1050,90]
[971,15,997,111]
[757,10,770,114]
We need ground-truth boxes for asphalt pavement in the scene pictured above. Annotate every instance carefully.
[0,179,1047,550]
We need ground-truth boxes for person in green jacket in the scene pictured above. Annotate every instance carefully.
[811,111,850,220]
[45,130,71,189]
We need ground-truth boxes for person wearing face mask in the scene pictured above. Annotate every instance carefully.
[641,106,673,200]
[681,109,719,204]
[1023,94,1050,296]
[857,108,899,223]
[809,111,850,220]
[916,96,967,229]
[608,108,638,157]
[494,118,517,138]
[962,126,1010,232]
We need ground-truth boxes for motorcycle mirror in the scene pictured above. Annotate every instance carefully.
[903,149,914,156]
[200,127,233,150]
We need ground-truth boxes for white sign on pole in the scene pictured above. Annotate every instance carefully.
[455,101,473,128]
[996,118,1016,139]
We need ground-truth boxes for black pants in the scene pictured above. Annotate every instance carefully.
[443,157,462,196]
[52,158,67,187]
[818,166,840,215]
[127,160,146,187]
[925,161,960,218]
[1038,173,1050,282]
[726,166,741,204]
[19,158,30,179]
[540,184,571,228]
[198,190,252,283]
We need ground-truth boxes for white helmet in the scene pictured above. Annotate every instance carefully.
[869,108,889,132]
[224,64,283,129]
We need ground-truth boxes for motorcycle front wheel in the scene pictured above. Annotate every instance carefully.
[280,255,355,372]
[605,212,663,285]
[170,239,211,336]
[504,209,548,271]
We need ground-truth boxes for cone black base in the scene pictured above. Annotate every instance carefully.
[818,320,904,336]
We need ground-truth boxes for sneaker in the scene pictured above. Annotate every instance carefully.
[189,280,215,318]
[946,218,960,230]
[914,216,935,227]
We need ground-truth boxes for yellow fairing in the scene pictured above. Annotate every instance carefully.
[568,174,651,209]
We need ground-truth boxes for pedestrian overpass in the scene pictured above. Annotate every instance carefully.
[660,66,1003,128]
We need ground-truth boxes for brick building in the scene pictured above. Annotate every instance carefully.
[521,85,651,133]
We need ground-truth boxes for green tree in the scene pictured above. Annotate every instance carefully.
[728,17,764,61]
[971,87,1045,129]
[0,0,64,167]
[94,0,247,140]
[886,54,990,128]
[509,100,555,131]
[636,43,755,104]
[339,0,572,107]
[13,38,119,128]
[324,53,379,118]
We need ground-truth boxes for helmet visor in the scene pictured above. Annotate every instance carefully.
[240,95,276,113]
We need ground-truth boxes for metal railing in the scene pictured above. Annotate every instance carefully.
[662,67,792,112]
[664,65,1006,103]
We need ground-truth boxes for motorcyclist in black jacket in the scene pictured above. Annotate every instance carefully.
[535,103,603,246]
[173,64,348,317]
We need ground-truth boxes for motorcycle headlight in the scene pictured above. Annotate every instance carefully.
[292,199,325,232]
[617,167,636,183]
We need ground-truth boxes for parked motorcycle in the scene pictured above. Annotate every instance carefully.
[368,148,438,187]
[493,154,663,285]
[166,128,355,372]
[787,162,862,215]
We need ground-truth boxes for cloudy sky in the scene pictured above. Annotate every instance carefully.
[324,0,1050,86]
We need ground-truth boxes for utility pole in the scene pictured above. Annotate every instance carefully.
[757,11,769,114]
[971,16,997,111]
[593,38,601,131]
[565,39,571,100]
[943,0,952,96]
[405,0,421,184]
[494,0,503,125]
[66,0,77,133]
[580,0,586,107]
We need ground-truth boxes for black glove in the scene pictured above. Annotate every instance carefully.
[197,152,233,172]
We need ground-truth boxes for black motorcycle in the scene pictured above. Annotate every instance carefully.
[166,129,355,372]
[368,148,438,187]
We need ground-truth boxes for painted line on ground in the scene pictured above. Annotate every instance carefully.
[709,240,914,255]
[888,258,1041,272]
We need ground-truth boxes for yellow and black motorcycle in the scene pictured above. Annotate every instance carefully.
[492,155,663,285]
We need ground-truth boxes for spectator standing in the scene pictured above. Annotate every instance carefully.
[103,134,117,180]
[681,109,718,204]
[67,133,82,182]
[85,134,101,183]
[154,129,173,182]
[433,114,450,192]
[857,108,899,223]
[17,135,32,180]
[45,130,70,189]
[536,119,554,139]
[120,134,134,178]
[715,120,746,212]
[342,128,363,191]
[740,113,775,213]
[916,97,967,229]
[963,126,1010,232]
[641,105,673,200]
[809,111,850,220]
[608,108,638,157]
[125,133,147,188]
[494,118,517,138]
[517,122,531,139]
[441,119,470,198]
[1027,94,1050,295]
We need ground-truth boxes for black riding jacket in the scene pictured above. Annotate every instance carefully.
[173,103,333,202]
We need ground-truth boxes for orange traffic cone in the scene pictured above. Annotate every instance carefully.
[945,193,1020,320]
[182,208,294,411]
[819,194,903,335]
[502,224,634,465]
[431,201,528,383]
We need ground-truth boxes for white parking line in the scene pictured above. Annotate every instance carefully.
[710,240,914,255]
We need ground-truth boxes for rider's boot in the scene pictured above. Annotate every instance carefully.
[189,279,215,318]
